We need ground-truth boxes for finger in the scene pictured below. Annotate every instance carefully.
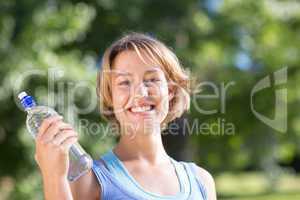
[41,121,72,144]
[52,130,77,146]
[60,136,78,152]
[60,124,73,131]
[37,115,63,139]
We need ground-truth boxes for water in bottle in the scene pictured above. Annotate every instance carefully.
[18,91,93,182]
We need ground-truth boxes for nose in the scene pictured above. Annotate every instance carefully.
[133,82,149,100]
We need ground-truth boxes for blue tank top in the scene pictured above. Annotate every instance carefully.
[92,150,207,200]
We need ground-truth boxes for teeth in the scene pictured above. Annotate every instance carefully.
[131,106,152,113]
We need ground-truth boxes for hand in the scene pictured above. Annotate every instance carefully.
[34,115,78,179]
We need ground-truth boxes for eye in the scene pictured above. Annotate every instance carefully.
[118,80,130,86]
[144,78,161,87]
[145,78,160,83]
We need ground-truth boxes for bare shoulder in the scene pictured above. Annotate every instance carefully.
[194,164,217,200]
[69,169,101,200]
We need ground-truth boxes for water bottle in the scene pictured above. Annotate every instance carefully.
[18,91,93,182]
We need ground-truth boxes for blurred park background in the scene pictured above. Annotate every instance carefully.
[1,0,300,199]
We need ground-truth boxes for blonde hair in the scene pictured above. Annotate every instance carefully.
[96,32,190,130]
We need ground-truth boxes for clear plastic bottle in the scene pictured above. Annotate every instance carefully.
[18,91,93,182]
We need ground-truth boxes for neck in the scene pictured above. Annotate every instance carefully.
[113,124,169,165]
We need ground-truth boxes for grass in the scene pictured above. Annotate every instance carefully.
[221,192,300,200]
[216,171,300,200]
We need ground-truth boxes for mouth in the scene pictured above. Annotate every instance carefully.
[128,105,156,114]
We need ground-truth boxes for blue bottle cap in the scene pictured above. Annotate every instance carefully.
[18,91,36,109]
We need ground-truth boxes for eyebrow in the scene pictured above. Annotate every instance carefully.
[113,68,161,78]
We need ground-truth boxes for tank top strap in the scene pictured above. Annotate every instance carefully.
[181,162,208,200]
[91,159,109,199]
[168,157,191,195]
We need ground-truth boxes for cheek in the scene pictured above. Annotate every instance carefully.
[155,84,170,111]
[112,88,130,112]
[150,81,168,97]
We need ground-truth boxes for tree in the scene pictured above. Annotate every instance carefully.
[1,0,300,198]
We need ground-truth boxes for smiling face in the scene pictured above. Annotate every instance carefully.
[110,50,173,134]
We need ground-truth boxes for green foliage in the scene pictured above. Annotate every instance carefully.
[0,0,300,199]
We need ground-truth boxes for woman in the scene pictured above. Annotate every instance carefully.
[35,33,217,200]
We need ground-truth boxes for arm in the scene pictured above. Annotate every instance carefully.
[69,169,101,200]
[35,116,100,200]
[42,165,101,200]
[195,165,217,200]
[42,176,74,200]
